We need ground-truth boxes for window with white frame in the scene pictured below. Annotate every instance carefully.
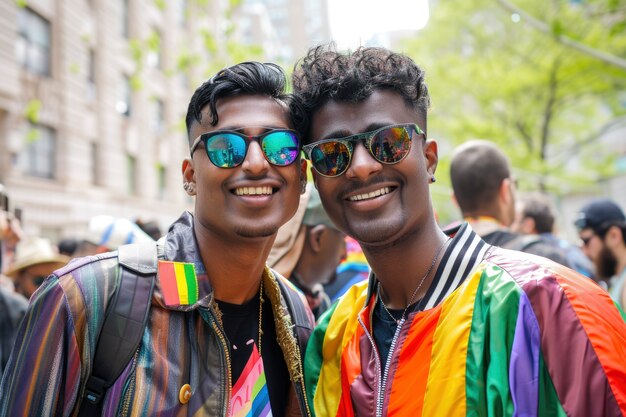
[126,153,137,194]
[20,123,56,179]
[16,8,51,76]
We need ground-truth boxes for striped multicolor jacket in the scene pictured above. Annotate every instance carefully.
[305,225,626,417]
[0,211,314,417]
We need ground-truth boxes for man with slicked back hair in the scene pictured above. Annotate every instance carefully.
[1,62,314,417]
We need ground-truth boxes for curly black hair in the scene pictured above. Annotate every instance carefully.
[291,44,430,141]
[185,62,299,145]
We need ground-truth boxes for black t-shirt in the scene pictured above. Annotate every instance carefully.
[373,298,423,370]
[216,292,290,417]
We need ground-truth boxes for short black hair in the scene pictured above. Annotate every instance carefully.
[185,62,294,145]
[291,44,430,141]
[450,140,511,215]
[519,193,555,234]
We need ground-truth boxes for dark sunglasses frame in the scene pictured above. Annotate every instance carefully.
[302,123,425,177]
[190,127,301,168]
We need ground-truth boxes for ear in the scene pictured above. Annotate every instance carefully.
[499,178,513,205]
[520,217,535,234]
[423,139,438,177]
[307,224,326,253]
[451,193,459,209]
[605,225,623,250]
[182,157,195,185]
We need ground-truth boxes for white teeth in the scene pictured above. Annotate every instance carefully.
[235,186,273,196]
[349,187,390,201]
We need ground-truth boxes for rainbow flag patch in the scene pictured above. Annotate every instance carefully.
[158,261,198,306]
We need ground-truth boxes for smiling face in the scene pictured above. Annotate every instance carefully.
[184,94,305,240]
[309,89,437,247]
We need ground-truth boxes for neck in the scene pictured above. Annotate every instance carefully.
[464,215,506,237]
[194,219,275,304]
[364,224,449,309]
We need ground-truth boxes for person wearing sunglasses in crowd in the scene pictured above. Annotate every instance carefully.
[575,198,626,309]
[290,44,626,417]
[0,62,314,416]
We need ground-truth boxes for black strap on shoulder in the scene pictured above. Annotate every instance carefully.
[78,241,158,417]
[503,234,543,252]
[278,280,313,356]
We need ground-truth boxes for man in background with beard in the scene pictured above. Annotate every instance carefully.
[575,198,626,309]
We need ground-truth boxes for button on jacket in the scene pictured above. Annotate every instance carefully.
[0,212,314,417]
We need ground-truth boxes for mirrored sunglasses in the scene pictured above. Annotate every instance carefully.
[302,124,424,177]
[190,128,301,168]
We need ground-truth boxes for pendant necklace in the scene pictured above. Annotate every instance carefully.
[377,237,450,324]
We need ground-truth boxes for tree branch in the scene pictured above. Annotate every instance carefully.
[496,0,626,71]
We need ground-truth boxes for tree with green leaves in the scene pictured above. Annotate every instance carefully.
[402,0,626,206]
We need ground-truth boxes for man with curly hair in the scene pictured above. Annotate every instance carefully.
[291,44,626,417]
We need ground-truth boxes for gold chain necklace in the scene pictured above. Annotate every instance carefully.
[258,278,264,355]
[377,238,450,324]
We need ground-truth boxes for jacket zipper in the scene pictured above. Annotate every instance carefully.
[209,311,233,417]
[358,309,405,417]
[356,314,383,417]
[117,351,139,417]
[298,377,312,417]
[289,335,312,417]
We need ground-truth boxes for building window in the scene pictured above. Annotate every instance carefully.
[146,29,162,69]
[121,0,129,38]
[152,99,165,132]
[87,49,96,100]
[20,124,55,179]
[116,75,131,117]
[90,142,99,185]
[176,0,187,27]
[157,164,166,200]
[126,154,137,194]
[16,8,51,76]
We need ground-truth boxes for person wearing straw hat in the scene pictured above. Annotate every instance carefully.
[5,237,69,299]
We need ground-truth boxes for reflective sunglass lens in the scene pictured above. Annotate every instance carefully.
[311,141,350,177]
[262,131,299,166]
[370,127,411,163]
[205,133,246,167]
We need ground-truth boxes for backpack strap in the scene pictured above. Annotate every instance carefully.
[277,280,313,357]
[502,234,543,252]
[78,241,158,416]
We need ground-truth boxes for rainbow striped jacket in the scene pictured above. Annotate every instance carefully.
[304,225,626,417]
[0,212,314,417]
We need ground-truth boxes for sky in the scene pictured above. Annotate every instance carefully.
[327,0,430,49]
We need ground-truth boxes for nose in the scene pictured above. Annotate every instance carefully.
[345,143,382,181]
[241,141,270,175]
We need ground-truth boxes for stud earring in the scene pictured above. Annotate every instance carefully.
[430,176,436,183]
[183,182,196,195]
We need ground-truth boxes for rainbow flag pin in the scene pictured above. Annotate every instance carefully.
[158,261,199,306]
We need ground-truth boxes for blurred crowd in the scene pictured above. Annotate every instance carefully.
[2,145,626,376]
[0,206,160,375]
[3,145,626,375]
[0,47,624,416]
